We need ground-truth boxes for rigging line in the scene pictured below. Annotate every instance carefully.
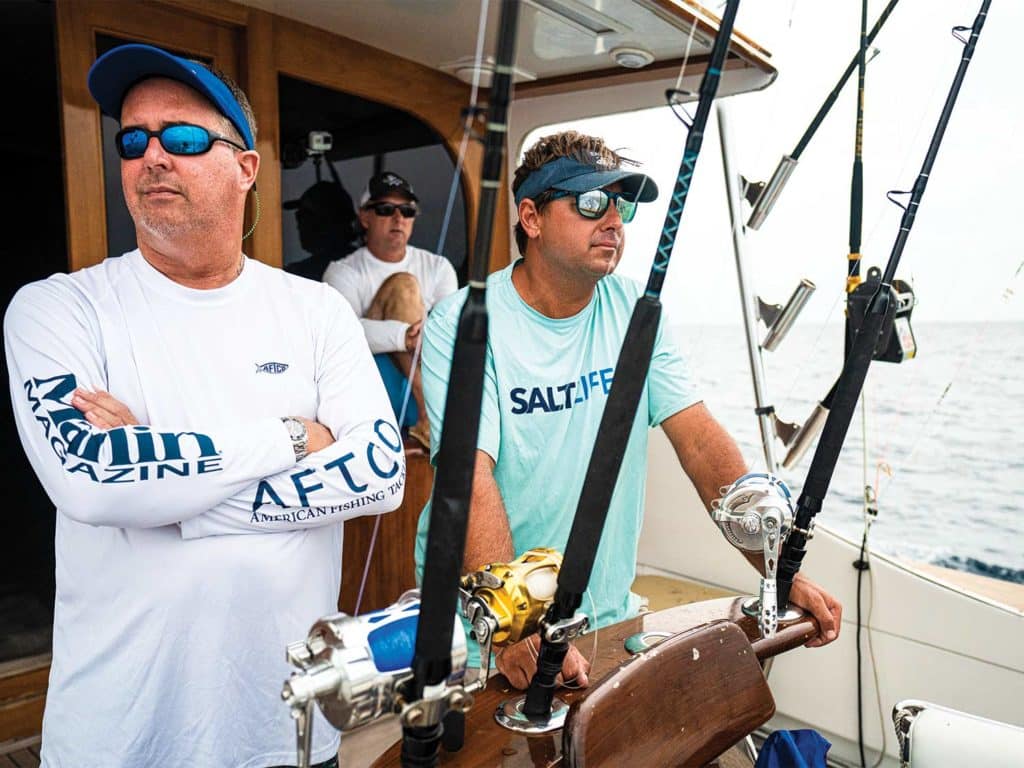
[353,0,491,616]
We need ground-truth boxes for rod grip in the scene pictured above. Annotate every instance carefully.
[401,724,443,768]
[522,639,569,719]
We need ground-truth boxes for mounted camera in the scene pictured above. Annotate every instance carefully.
[306,130,333,155]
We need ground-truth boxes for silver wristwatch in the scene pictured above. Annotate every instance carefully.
[281,417,309,461]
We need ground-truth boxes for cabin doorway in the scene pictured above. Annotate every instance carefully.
[278,75,469,285]
[274,75,469,613]
[0,0,66,667]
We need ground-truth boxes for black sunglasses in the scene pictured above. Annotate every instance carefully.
[365,202,418,219]
[549,188,638,224]
[115,124,247,160]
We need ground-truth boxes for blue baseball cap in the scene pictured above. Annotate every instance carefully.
[514,155,659,205]
[88,43,255,150]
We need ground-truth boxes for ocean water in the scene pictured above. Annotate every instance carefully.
[669,321,1024,584]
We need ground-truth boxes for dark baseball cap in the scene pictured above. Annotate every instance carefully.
[283,181,355,217]
[514,155,658,205]
[87,43,255,150]
[360,172,419,206]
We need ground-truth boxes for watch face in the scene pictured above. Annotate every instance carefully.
[285,419,306,440]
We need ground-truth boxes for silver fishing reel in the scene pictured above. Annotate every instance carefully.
[711,473,799,638]
[281,590,468,768]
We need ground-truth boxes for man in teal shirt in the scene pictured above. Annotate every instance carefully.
[416,130,842,689]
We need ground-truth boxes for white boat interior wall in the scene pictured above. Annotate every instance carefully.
[639,430,1024,766]
[508,58,774,163]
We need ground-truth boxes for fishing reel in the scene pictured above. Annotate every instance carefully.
[281,549,563,766]
[846,265,917,363]
[462,547,582,734]
[281,590,468,768]
[711,473,803,638]
[460,547,563,681]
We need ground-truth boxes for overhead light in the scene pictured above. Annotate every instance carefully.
[611,46,655,69]
[442,55,536,86]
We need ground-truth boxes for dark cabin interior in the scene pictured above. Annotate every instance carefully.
[0,0,65,664]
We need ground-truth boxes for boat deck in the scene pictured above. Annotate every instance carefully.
[0,736,40,767]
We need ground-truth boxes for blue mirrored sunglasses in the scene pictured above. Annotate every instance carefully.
[549,188,639,224]
[115,124,247,159]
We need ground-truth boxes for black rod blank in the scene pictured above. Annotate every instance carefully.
[402,2,520,765]
[792,0,901,160]
[523,0,743,720]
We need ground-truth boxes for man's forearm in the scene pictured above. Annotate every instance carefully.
[180,417,406,537]
[462,451,514,572]
[663,403,747,509]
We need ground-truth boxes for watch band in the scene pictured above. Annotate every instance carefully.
[281,417,309,461]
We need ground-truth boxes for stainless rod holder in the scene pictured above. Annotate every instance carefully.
[746,155,798,230]
[761,279,816,351]
[781,400,830,469]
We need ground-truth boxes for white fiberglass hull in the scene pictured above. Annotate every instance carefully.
[638,430,1024,767]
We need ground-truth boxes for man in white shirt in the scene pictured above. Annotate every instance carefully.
[4,43,404,768]
[322,172,457,449]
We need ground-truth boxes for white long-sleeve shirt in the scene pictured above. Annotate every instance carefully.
[322,245,458,353]
[4,250,405,768]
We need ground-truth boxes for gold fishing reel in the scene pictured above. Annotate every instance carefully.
[460,547,562,648]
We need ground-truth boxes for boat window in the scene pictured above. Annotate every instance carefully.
[279,75,468,283]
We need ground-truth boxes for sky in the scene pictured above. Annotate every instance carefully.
[522,0,1023,326]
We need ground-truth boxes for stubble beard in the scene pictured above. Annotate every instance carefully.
[129,183,213,242]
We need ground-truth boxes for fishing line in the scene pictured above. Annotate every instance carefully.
[771,0,978,472]
[854,390,877,768]
[353,0,491,616]
[673,9,705,94]
[874,259,1023,504]
[773,0,993,611]
[854,455,893,768]
[864,458,892,768]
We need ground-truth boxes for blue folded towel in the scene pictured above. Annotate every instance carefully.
[754,729,831,768]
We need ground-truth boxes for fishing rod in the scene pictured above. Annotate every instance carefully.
[747,0,901,230]
[400,1,519,764]
[774,0,992,612]
[847,0,869,327]
[517,0,743,725]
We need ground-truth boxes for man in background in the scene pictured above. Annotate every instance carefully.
[323,171,457,449]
